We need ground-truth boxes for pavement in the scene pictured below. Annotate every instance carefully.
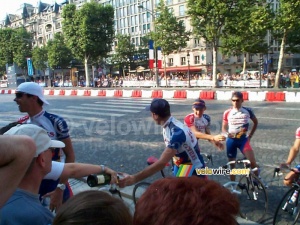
[69,178,260,225]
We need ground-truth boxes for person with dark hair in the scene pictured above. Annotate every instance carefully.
[184,98,225,150]
[53,190,133,225]
[134,177,239,225]
[119,98,206,188]
[222,91,259,181]
[14,82,75,211]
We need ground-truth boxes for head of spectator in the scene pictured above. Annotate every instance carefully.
[192,99,206,118]
[4,124,65,185]
[145,98,171,124]
[14,82,48,116]
[134,177,239,225]
[53,190,133,225]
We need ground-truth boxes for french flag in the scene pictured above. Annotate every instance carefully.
[157,46,162,69]
[148,40,154,69]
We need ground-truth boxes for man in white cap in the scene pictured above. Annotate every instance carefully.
[0,124,119,225]
[14,82,75,210]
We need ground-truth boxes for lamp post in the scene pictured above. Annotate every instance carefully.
[187,50,191,88]
[259,55,263,88]
[138,5,159,88]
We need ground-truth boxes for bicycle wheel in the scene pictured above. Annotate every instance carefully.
[273,187,300,225]
[236,174,268,223]
[132,182,151,205]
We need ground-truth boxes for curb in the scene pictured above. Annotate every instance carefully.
[1,88,300,102]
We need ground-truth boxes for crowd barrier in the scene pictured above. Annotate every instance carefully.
[1,88,299,102]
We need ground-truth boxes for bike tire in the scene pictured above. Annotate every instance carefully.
[237,174,268,223]
[273,187,300,225]
[132,182,151,205]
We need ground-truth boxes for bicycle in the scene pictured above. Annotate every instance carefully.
[132,153,213,205]
[273,167,300,225]
[222,158,268,223]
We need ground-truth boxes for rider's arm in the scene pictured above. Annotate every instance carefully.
[222,120,228,133]
[249,117,258,138]
[285,139,300,166]
[133,147,176,183]
[61,137,75,163]
[190,125,214,141]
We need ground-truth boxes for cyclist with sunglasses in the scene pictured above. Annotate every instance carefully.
[222,91,259,181]
[14,82,75,212]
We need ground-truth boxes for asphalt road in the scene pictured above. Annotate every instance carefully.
[1,94,300,224]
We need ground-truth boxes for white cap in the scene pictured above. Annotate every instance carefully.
[4,124,65,157]
[16,82,49,105]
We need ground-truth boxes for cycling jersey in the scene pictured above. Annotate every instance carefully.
[184,113,211,133]
[223,107,256,138]
[18,110,71,202]
[163,116,205,176]
[223,107,256,158]
[296,127,300,139]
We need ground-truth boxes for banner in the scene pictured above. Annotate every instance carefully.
[27,58,33,76]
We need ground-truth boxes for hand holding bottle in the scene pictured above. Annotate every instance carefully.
[87,166,119,187]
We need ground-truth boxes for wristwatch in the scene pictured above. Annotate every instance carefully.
[57,183,66,191]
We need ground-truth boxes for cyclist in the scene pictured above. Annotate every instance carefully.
[184,98,225,150]
[222,91,259,181]
[119,98,206,188]
[280,127,300,187]
[14,82,75,211]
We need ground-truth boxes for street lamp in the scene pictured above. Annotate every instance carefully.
[187,50,191,88]
[138,5,159,88]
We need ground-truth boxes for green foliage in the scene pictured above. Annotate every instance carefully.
[112,34,136,66]
[47,33,73,70]
[32,46,48,72]
[152,0,190,56]
[0,28,15,69]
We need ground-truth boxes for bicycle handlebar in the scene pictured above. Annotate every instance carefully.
[222,159,250,169]
[273,166,300,178]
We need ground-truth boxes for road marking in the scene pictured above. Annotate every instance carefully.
[95,101,149,106]
[66,106,140,113]
[81,104,145,109]
[275,108,300,110]
[52,109,125,117]
[257,117,300,121]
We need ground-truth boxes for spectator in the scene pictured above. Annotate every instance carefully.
[0,124,118,224]
[290,69,297,88]
[14,82,75,211]
[134,177,239,225]
[0,135,36,208]
[53,190,133,225]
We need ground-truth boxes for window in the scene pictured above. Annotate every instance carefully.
[181,57,186,65]
[249,54,253,63]
[237,55,242,62]
[179,5,185,16]
[194,39,200,48]
[194,56,200,64]
[167,0,173,5]
[169,58,173,66]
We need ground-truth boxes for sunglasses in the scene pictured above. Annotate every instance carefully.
[15,92,25,99]
[231,99,241,102]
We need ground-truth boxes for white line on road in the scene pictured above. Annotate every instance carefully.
[66,106,140,113]
[52,109,125,117]
[81,104,145,109]
[257,117,300,121]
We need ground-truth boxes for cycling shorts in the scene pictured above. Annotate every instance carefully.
[226,137,252,158]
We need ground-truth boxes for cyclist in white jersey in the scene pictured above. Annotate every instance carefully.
[14,82,75,211]
[281,127,300,186]
[184,99,225,150]
[119,98,206,188]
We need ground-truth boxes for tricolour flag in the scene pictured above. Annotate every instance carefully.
[27,58,33,76]
[176,164,195,177]
[148,40,154,69]
[157,46,162,69]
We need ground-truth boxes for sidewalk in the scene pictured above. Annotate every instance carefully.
[69,178,260,225]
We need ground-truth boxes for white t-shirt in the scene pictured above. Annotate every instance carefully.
[43,161,64,180]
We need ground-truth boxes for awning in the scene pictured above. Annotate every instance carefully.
[158,66,202,72]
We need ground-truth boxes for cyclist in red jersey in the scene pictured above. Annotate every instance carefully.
[184,99,225,150]
[280,127,300,186]
[222,91,259,181]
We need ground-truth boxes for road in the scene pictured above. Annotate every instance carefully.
[1,94,300,224]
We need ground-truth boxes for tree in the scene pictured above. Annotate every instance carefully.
[221,1,273,73]
[32,46,48,84]
[188,0,251,87]
[273,0,300,88]
[152,0,190,80]
[0,28,15,75]
[47,33,73,85]
[62,1,114,87]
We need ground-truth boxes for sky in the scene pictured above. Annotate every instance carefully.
[0,0,54,20]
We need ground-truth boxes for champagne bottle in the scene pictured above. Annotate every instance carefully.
[87,174,111,187]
